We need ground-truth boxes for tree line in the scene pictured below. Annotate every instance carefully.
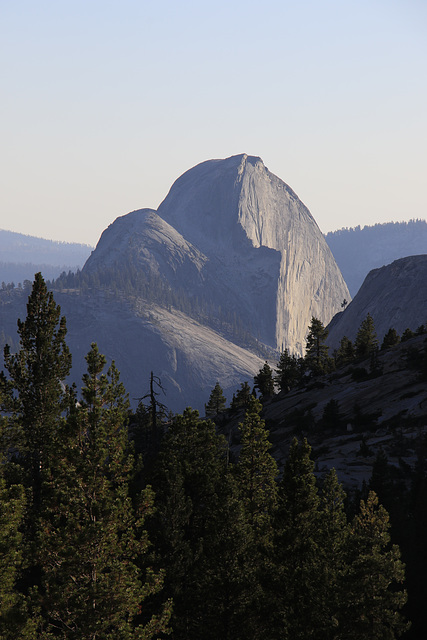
[244,313,427,402]
[0,275,409,638]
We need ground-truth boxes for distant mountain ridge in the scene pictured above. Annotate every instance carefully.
[0,229,93,285]
[325,219,427,296]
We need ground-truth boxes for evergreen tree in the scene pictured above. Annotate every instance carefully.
[235,397,278,543]
[354,313,378,358]
[205,381,227,417]
[231,381,252,410]
[1,272,72,504]
[275,349,300,392]
[271,438,322,639]
[317,469,348,639]
[254,361,275,399]
[37,344,171,639]
[305,317,333,376]
[401,327,415,342]
[335,335,355,365]
[320,398,342,433]
[0,441,38,639]
[338,491,409,639]
[234,397,278,638]
[0,273,72,621]
[151,408,246,640]
[381,327,400,350]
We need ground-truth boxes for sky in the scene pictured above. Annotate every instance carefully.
[1,0,426,247]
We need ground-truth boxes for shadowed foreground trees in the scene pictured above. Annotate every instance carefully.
[0,275,171,639]
[0,276,409,639]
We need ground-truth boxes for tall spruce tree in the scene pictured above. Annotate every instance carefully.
[37,344,171,639]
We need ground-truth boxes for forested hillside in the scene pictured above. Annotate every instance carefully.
[0,229,92,286]
[0,275,421,638]
[325,219,427,296]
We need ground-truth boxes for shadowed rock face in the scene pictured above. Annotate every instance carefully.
[327,255,427,349]
[151,154,350,354]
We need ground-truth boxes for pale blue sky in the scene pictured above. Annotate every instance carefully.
[1,0,426,246]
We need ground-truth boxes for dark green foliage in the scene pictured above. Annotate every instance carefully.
[401,327,415,342]
[338,492,409,639]
[205,381,227,417]
[1,273,72,499]
[0,446,38,639]
[0,275,414,639]
[354,312,378,358]
[275,349,301,392]
[233,397,279,638]
[381,327,400,350]
[271,438,322,639]
[38,344,171,639]
[235,397,278,545]
[150,409,246,640]
[305,317,333,376]
[335,335,355,365]
[254,361,275,399]
[231,381,252,410]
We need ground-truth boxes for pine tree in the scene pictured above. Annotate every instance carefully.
[235,397,278,544]
[234,397,278,638]
[275,349,300,392]
[231,381,252,410]
[354,312,378,358]
[0,273,72,624]
[305,317,333,376]
[37,344,171,639]
[254,362,275,399]
[1,272,72,503]
[151,408,247,640]
[205,381,227,417]
[271,438,322,639]
[338,491,409,639]
[317,469,348,639]
[335,335,355,365]
[381,328,400,350]
[0,443,38,639]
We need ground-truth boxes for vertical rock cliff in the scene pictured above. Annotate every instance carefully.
[158,154,349,354]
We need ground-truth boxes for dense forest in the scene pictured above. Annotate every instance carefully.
[0,274,423,638]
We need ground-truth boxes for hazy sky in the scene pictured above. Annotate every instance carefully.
[1,0,426,246]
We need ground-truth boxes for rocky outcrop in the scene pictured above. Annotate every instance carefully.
[157,153,350,354]
[327,255,427,349]
[0,154,352,412]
